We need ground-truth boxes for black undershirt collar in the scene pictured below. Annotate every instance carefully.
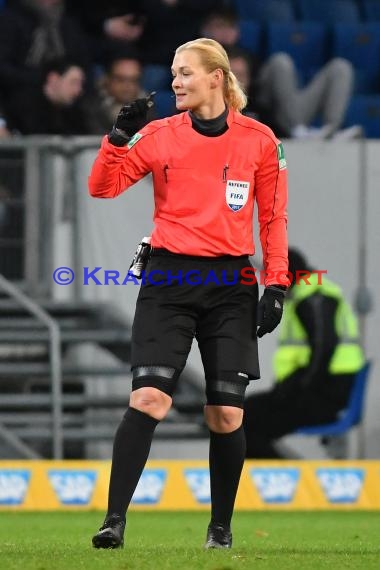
[189,106,228,137]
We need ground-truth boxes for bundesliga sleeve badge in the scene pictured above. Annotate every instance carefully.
[277,143,287,170]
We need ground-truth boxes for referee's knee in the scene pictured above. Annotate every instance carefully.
[129,387,172,421]
[204,405,244,433]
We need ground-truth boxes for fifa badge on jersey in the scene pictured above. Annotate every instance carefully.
[225,180,250,212]
[277,143,287,170]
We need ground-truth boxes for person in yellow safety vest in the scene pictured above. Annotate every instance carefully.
[243,248,365,459]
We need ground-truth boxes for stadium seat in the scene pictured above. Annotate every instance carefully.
[296,362,371,437]
[238,20,262,55]
[344,95,380,137]
[233,0,295,22]
[266,22,328,83]
[363,0,380,20]
[332,23,380,93]
[296,0,361,23]
[154,90,177,119]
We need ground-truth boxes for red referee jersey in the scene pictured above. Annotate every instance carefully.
[88,109,289,286]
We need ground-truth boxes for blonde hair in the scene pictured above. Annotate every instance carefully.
[175,38,247,112]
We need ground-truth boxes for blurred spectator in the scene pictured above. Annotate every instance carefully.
[7,58,87,134]
[256,52,358,139]
[201,8,242,50]
[138,0,220,91]
[202,8,358,139]
[243,248,365,459]
[0,105,11,138]
[0,119,9,138]
[0,0,90,104]
[227,46,279,131]
[84,56,154,135]
[65,1,144,66]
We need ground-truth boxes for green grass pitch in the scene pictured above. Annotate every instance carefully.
[1,511,380,569]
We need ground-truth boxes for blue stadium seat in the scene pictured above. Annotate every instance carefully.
[296,0,361,23]
[154,90,177,119]
[233,0,295,22]
[363,0,380,20]
[344,96,380,137]
[332,23,380,93]
[266,22,328,83]
[296,362,371,437]
[238,20,262,55]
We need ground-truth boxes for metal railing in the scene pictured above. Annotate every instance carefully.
[0,274,63,458]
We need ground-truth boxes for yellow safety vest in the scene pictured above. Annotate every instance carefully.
[273,273,365,382]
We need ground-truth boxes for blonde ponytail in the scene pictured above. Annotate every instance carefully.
[225,70,247,112]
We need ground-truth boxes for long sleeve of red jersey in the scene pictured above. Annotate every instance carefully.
[88,133,153,198]
[255,138,289,287]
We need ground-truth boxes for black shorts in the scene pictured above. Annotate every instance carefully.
[131,249,260,381]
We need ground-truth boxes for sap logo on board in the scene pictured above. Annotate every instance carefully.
[48,470,97,505]
[0,470,31,505]
[184,469,211,504]
[316,468,365,503]
[250,468,300,503]
[131,469,167,504]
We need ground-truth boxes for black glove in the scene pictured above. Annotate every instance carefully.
[257,285,287,338]
[108,91,156,147]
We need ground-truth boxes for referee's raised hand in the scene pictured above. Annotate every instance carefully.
[108,91,156,146]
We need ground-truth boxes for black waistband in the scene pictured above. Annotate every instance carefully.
[151,248,249,262]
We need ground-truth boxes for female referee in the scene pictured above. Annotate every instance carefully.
[89,38,289,550]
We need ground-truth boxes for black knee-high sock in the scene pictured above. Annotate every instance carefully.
[209,425,246,527]
[107,407,159,519]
